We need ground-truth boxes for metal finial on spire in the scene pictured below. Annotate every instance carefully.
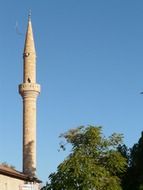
[28,10,31,21]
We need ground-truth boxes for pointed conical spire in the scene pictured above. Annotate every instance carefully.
[24,12,36,55]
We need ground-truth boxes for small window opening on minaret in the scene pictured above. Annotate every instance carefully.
[27,78,31,83]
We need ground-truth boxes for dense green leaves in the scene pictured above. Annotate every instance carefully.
[122,132,143,190]
[44,126,127,190]
[41,128,143,190]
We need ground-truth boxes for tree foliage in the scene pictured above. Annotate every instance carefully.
[44,126,127,190]
[122,132,143,190]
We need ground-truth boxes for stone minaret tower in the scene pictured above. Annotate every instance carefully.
[19,14,40,177]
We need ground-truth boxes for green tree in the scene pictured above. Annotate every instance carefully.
[123,132,143,190]
[44,126,127,190]
[116,144,130,190]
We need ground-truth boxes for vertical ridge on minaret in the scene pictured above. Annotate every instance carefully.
[19,14,40,177]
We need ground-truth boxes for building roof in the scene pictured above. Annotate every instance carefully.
[0,165,41,183]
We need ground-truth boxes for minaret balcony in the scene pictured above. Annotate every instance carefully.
[19,83,40,97]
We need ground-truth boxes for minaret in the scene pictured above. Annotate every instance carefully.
[19,13,40,177]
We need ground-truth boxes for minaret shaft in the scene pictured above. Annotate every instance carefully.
[22,93,37,175]
[19,16,40,177]
[24,56,36,83]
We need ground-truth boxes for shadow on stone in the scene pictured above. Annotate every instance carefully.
[23,140,36,177]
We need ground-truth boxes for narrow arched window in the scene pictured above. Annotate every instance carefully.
[27,78,31,83]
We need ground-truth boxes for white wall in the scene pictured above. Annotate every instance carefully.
[0,174,25,190]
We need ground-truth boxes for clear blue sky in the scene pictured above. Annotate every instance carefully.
[0,0,143,183]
